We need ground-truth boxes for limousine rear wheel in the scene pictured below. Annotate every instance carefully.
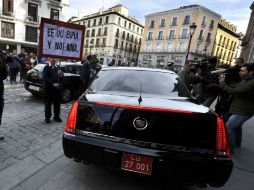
[62,88,71,103]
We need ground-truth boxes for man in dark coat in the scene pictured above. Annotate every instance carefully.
[42,58,63,123]
[0,51,7,140]
[79,55,98,94]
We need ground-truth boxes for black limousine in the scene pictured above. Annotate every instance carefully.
[62,67,232,187]
[24,62,82,102]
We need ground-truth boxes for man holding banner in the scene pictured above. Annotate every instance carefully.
[39,18,85,123]
[42,58,63,123]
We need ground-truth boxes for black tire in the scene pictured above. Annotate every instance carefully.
[62,88,72,103]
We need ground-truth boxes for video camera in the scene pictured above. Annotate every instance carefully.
[210,66,239,84]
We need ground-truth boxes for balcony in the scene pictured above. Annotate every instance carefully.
[145,37,153,41]
[97,33,101,36]
[159,24,165,27]
[178,35,188,39]
[201,22,207,27]
[149,25,155,29]
[182,21,190,25]
[26,15,40,23]
[167,35,176,40]
[155,36,164,40]
[209,25,214,30]
[170,22,177,26]
[115,33,119,38]
[98,22,102,26]
[206,38,212,43]
[0,10,15,19]
[198,36,204,41]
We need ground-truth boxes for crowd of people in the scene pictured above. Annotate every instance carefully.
[3,49,39,85]
[177,57,254,153]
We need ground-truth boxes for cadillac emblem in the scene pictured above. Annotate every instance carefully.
[133,117,148,130]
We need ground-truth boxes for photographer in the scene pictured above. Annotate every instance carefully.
[219,63,254,151]
[192,57,218,106]
[0,50,8,140]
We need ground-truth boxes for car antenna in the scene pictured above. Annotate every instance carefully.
[138,84,142,106]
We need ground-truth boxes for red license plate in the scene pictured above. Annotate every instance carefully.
[121,152,153,175]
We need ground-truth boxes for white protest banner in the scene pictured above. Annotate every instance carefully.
[39,18,85,60]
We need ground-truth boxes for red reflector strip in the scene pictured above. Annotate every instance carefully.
[65,101,79,134]
[216,116,230,157]
[96,101,193,114]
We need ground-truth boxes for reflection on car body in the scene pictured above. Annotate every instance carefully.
[24,62,82,102]
[62,67,232,187]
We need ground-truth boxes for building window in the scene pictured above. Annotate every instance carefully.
[97,28,101,36]
[86,30,90,37]
[25,26,37,42]
[118,17,121,25]
[129,23,131,30]
[1,21,14,39]
[210,20,214,29]
[104,27,107,35]
[180,28,188,38]
[160,19,165,27]
[148,32,153,40]
[171,17,177,26]
[102,38,106,46]
[87,20,91,27]
[183,15,191,25]
[85,39,89,48]
[168,30,175,39]
[114,39,119,48]
[126,33,129,41]
[206,32,211,42]
[124,20,127,28]
[149,20,155,28]
[96,38,100,47]
[157,31,163,40]
[99,18,102,25]
[91,29,95,37]
[167,41,174,51]
[198,30,204,40]
[179,42,186,51]
[116,28,119,37]
[28,3,38,22]
[50,8,59,20]
[202,16,206,26]
[105,16,109,24]
[93,19,96,26]
[2,0,13,16]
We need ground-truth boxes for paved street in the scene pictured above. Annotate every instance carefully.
[0,81,254,190]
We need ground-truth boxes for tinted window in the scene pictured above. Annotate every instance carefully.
[33,64,45,72]
[63,66,81,74]
[90,70,191,97]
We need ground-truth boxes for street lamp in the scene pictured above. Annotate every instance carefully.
[185,22,197,63]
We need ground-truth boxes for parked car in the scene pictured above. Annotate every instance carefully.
[24,62,82,102]
[62,67,232,187]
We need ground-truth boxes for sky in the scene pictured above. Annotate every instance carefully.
[68,0,253,33]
